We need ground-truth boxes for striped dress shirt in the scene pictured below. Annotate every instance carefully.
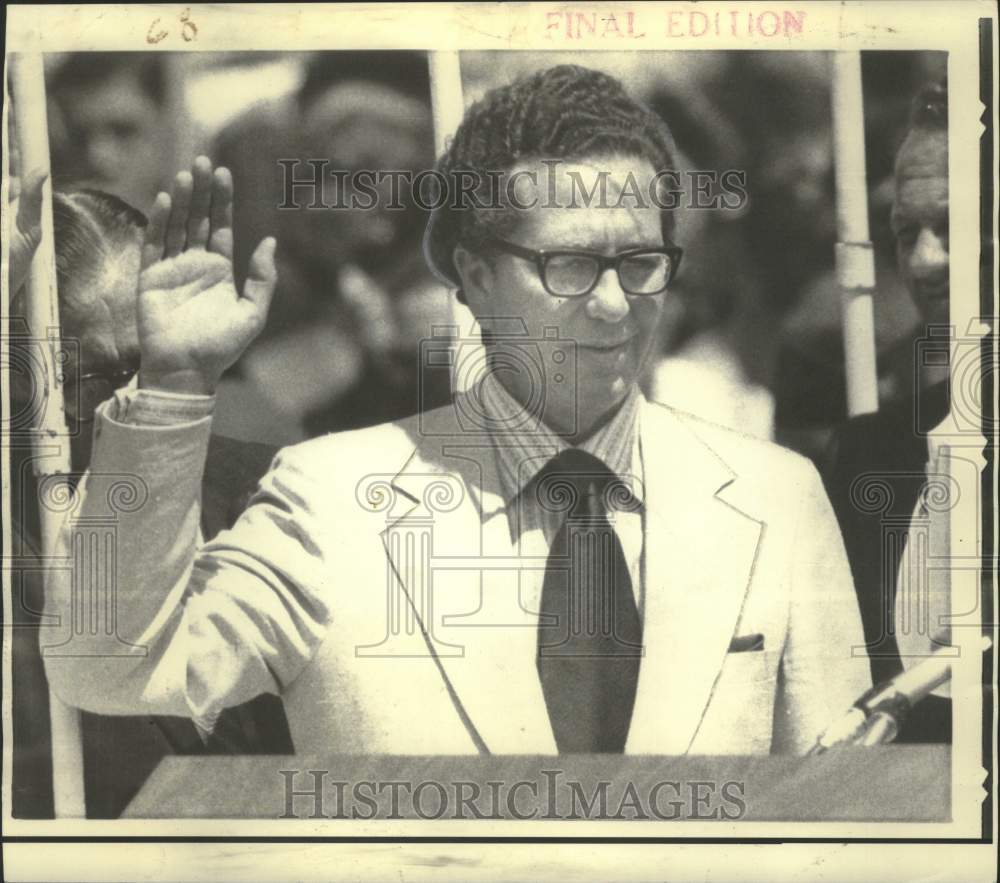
[477,373,646,611]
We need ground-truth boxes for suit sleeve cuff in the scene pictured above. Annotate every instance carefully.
[105,377,216,427]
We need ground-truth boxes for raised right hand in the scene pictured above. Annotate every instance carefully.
[137,156,276,396]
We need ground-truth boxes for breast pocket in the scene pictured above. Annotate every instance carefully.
[718,648,778,685]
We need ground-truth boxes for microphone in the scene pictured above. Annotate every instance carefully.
[809,636,991,754]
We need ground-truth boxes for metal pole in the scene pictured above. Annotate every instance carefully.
[428,51,464,160]
[9,52,85,818]
[830,51,879,417]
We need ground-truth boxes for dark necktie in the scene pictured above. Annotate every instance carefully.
[534,448,644,752]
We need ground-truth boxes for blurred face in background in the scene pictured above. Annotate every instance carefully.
[892,129,949,325]
[753,126,836,273]
[50,67,169,211]
[457,157,671,440]
[291,83,433,276]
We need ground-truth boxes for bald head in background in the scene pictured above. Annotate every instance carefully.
[46,191,146,469]
[53,193,145,352]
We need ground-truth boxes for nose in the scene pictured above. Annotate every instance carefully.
[585,267,630,323]
[909,227,948,281]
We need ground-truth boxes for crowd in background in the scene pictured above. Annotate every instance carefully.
[39,48,946,460]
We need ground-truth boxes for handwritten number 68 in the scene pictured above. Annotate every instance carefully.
[147,8,198,44]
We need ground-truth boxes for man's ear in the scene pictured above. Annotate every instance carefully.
[452,244,493,312]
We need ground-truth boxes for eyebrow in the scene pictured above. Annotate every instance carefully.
[542,241,662,252]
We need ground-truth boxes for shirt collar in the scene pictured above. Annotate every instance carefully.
[926,407,957,465]
[477,371,645,507]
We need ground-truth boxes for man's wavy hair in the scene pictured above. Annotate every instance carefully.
[423,64,679,294]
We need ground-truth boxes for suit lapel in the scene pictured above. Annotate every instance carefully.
[382,407,557,754]
[626,403,763,754]
[381,401,765,756]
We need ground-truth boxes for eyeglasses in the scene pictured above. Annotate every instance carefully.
[65,367,138,423]
[485,238,683,298]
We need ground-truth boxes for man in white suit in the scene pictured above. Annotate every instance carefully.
[42,65,870,756]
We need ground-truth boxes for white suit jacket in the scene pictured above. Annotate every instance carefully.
[42,394,870,755]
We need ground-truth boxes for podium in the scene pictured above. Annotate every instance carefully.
[124,746,949,820]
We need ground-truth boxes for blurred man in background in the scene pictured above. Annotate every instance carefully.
[824,81,952,744]
[8,182,291,818]
[757,51,947,461]
[47,53,173,211]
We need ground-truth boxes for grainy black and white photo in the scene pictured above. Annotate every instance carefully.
[2,3,996,881]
